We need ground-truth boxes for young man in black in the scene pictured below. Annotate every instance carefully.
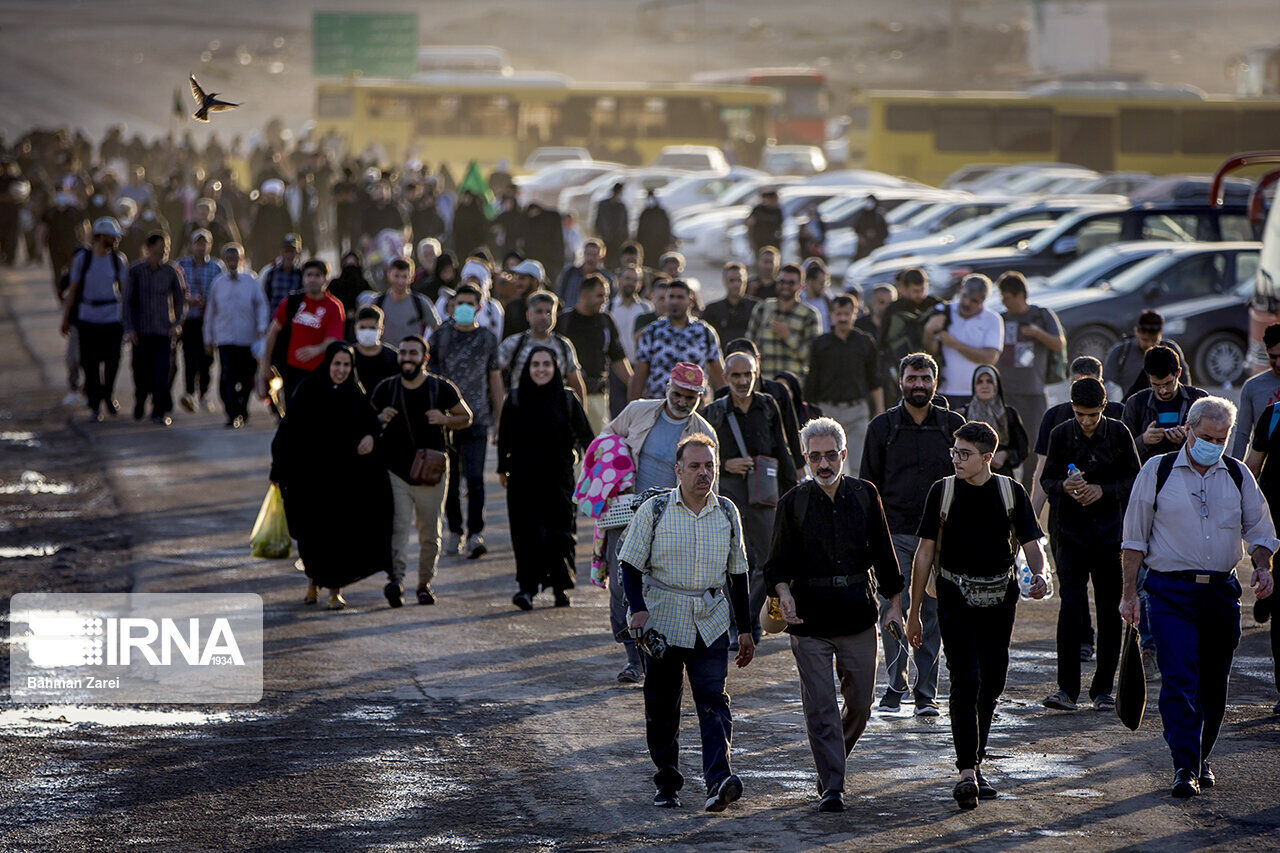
[805,293,884,476]
[1040,378,1141,712]
[908,421,1048,810]
[351,305,400,398]
[556,272,631,433]
[1121,345,1208,463]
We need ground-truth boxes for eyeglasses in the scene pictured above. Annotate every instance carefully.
[949,447,977,462]
[1193,489,1209,519]
[806,451,842,465]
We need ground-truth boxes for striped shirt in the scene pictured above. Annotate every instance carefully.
[122,260,186,337]
[617,489,748,648]
[746,298,820,380]
[175,256,226,319]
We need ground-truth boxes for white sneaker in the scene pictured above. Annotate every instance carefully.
[444,532,462,556]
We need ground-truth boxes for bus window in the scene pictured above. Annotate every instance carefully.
[1241,111,1280,150]
[1141,213,1197,241]
[1181,110,1239,155]
[996,107,1053,152]
[557,97,593,138]
[368,94,412,120]
[1220,213,1256,242]
[885,104,932,132]
[936,107,995,152]
[1120,109,1177,154]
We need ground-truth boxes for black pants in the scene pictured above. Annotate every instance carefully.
[217,345,255,420]
[937,574,1018,771]
[642,631,733,793]
[181,317,212,397]
[1055,541,1122,702]
[131,334,174,417]
[445,424,488,536]
[78,321,122,412]
[720,477,774,641]
[1053,540,1096,648]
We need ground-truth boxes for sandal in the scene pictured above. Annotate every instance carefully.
[304,585,318,605]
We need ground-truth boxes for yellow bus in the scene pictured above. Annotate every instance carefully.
[864,86,1280,186]
[312,72,777,173]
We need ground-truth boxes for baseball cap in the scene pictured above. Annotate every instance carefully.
[261,179,285,196]
[281,233,301,249]
[460,259,492,288]
[91,217,124,238]
[512,259,545,280]
[669,362,705,393]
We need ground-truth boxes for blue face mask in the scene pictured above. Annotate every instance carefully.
[453,303,477,325]
[1189,435,1225,466]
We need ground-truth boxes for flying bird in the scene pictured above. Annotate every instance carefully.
[189,74,239,122]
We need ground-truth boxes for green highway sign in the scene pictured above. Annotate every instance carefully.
[313,12,418,78]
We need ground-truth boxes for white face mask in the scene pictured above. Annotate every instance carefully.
[355,328,379,348]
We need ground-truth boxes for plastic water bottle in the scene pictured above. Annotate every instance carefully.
[1016,562,1033,600]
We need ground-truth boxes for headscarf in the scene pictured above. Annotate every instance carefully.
[315,340,365,397]
[329,252,369,310]
[511,344,566,420]
[773,371,814,424]
[966,364,1008,445]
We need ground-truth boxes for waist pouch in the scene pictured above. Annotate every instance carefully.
[938,566,1013,608]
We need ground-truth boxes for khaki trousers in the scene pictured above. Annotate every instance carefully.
[791,625,879,795]
[585,391,610,435]
[817,400,870,477]
[389,467,449,588]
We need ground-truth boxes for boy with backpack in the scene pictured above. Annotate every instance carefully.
[907,420,1049,810]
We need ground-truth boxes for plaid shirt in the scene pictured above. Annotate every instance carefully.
[634,318,722,398]
[617,489,748,648]
[262,263,303,310]
[746,298,820,380]
[175,256,226,319]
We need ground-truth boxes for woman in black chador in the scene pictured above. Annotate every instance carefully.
[270,341,392,609]
[497,345,594,610]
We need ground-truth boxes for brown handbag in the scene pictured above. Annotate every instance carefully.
[398,379,448,487]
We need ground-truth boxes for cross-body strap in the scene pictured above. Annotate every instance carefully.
[725,406,751,460]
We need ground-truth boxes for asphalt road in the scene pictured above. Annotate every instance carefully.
[1,263,1278,852]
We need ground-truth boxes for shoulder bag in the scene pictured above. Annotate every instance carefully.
[398,378,447,486]
[726,407,779,507]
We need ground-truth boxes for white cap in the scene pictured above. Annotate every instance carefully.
[260,179,285,196]
[512,259,545,280]
[91,217,124,238]
[460,259,492,288]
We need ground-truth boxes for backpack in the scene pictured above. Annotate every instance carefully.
[61,245,123,306]
[270,290,306,371]
[1151,451,1244,513]
[640,486,739,560]
[1038,305,1068,385]
[374,290,428,333]
[884,403,959,450]
[500,331,531,388]
[881,298,943,368]
[930,474,1019,596]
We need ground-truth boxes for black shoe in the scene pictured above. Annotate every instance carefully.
[705,774,742,813]
[554,590,570,607]
[384,582,404,608]
[1256,597,1272,625]
[133,400,146,421]
[512,592,533,611]
[653,789,680,808]
[1199,762,1215,789]
[1043,689,1078,711]
[877,692,902,712]
[1080,643,1095,662]
[151,415,171,427]
[105,398,119,416]
[818,791,844,812]
[416,585,436,605]
[1171,768,1200,798]
[953,778,979,810]
[975,769,998,800]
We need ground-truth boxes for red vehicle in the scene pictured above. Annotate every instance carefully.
[693,68,828,145]
[1211,151,1280,373]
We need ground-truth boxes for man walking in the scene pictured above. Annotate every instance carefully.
[601,363,719,684]
[704,351,797,640]
[1104,310,1192,401]
[371,336,474,607]
[260,259,345,408]
[617,434,753,812]
[203,243,268,428]
[745,263,820,380]
[1039,378,1141,713]
[1231,323,1280,460]
[1121,397,1276,797]
[594,185,629,264]
[766,417,905,812]
[556,273,631,432]
[557,238,614,309]
[702,263,758,347]
[631,280,725,400]
[498,291,587,400]
[925,273,1002,411]
[175,228,225,413]
[374,257,441,347]
[805,294,884,475]
[122,232,186,425]
[861,353,965,715]
[746,189,783,257]
[60,217,128,422]
[1122,345,1208,463]
[429,284,504,560]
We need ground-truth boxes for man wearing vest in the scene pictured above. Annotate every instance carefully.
[908,421,1049,810]
[1121,396,1276,798]
[860,352,966,715]
[1122,344,1209,464]
[617,434,753,813]
[766,417,905,813]
[1040,378,1141,713]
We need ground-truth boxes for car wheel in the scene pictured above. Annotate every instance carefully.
[1070,325,1118,363]
[1195,332,1248,387]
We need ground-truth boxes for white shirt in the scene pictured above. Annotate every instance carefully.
[608,297,653,362]
[939,302,1004,397]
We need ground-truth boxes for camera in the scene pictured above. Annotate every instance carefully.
[634,627,669,660]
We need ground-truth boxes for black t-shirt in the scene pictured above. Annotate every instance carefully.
[1034,400,1125,455]
[556,309,624,394]
[370,375,464,483]
[917,476,1042,576]
[353,346,400,399]
[1252,403,1280,521]
[1153,396,1183,429]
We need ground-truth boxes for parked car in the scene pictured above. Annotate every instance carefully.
[513,161,623,210]
[1034,242,1261,370]
[1024,241,1180,296]
[886,196,1017,245]
[760,145,827,175]
[655,167,765,218]
[558,168,686,231]
[1158,276,1254,386]
[650,145,729,172]
[839,220,1059,288]
[522,147,592,171]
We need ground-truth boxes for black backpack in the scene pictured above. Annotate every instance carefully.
[270,291,306,371]
[60,246,123,305]
[1151,451,1244,512]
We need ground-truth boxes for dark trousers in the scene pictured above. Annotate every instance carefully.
[181,317,212,397]
[720,477,773,641]
[445,424,488,536]
[1272,611,1280,695]
[642,631,733,793]
[217,345,256,420]
[1144,570,1242,773]
[1055,541,1122,702]
[131,334,174,417]
[937,574,1018,771]
[282,365,313,413]
[78,321,122,411]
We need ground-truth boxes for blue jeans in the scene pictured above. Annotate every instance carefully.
[642,631,733,793]
[1144,570,1242,773]
[445,424,488,536]
[1137,565,1157,652]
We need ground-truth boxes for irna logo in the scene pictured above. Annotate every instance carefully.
[27,613,245,668]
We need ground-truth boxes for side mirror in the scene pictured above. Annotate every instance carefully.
[1052,236,1079,256]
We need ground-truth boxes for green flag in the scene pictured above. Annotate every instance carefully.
[458,161,496,219]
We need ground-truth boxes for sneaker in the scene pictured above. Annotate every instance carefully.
[653,789,680,808]
[1043,689,1078,711]
[466,533,487,560]
[384,582,404,608]
[914,703,940,717]
[1142,648,1159,681]
[705,774,742,813]
[953,778,978,810]
[512,592,534,611]
[877,693,902,712]
[444,532,462,557]
[1080,643,1095,662]
[416,585,436,605]
[553,590,570,607]
[1093,694,1115,712]
[179,394,196,413]
[975,769,998,800]
[617,663,643,684]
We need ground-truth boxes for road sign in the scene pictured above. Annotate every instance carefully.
[312,12,418,78]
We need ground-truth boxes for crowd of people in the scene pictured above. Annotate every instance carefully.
[14,124,1279,815]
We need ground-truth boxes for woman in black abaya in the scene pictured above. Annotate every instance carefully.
[497,345,594,610]
[270,341,393,609]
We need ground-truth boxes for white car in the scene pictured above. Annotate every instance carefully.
[522,147,592,171]
[651,145,729,172]
[560,168,688,234]
[513,161,623,210]
[759,145,827,176]
[655,167,766,218]
[886,196,1016,245]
